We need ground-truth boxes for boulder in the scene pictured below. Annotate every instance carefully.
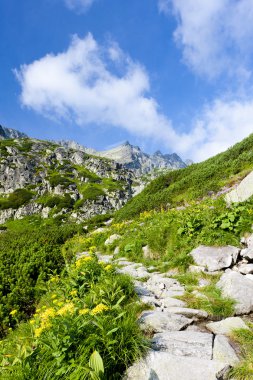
[225,171,253,204]
[124,351,230,380]
[139,310,193,333]
[145,274,185,298]
[213,335,239,366]
[190,245,240,272]
[152,331,213,359]
[206,317,249,335]
[217,271,253,314]
[162,307,208,319]
[142,245,158,259]
[104,234,121,245]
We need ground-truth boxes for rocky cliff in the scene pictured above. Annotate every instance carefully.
[0,138,135,224]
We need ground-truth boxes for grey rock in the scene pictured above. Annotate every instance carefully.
[139,310,193,333]
[246,274,253,281]
[240,247,253,261]
[213,335,239,365]
[217,271,253,314]
[163,307,208,319]
[206,317,249,335]
[124,351,230,380]
[189,265,207,273]
[145,274,184,298]
[237,263,253,274]
[160,297,186,308]
[142,245,157,259]
[190,245,240,272]
[152,331,213,359]
[225,171,253,204]
[104,234,121,245]
[140,295,161,307]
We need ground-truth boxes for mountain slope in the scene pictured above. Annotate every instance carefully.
[0,138,134,224]
[115,133,253,220]
[0,125,27,139]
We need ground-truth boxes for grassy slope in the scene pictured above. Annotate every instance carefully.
[115,133,253,221]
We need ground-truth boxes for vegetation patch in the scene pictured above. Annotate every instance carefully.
[0,189,33,210]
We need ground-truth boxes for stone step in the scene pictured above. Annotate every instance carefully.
[139,310,193,333]
[124,351,230,380]
[152,331,213,360]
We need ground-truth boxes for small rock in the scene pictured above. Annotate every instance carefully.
[189,265,206,273]
[114,246,120,255]
[237,263,253,275]
[190,245,240,272]
[240,247,253,261]
[213,335,239,366]
[104,234,121,245]
[139,310,193,333]
[161,297,186,308]
[206,317,249,335]
[142,245,157,259]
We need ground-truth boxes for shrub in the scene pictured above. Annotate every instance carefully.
[0,189,33,210]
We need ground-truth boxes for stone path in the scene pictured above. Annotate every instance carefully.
[97,254,243,380]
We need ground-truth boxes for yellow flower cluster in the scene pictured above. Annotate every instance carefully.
[69,289,78,297]
[76,255,93,269]
[56,302,75,316]
[9,309,17,316]
[89,246,96,253]
[140,210,153,220]
[79,308,89,315]
[34,307,56,338]
[90,303,109,315]
[105,265,112,271]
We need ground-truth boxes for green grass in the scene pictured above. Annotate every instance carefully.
[115,133,253,221]
[229,325,253,380]
[0,255,148,380]
[0,189,33,210]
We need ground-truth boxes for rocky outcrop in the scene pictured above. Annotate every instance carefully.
[225,170,253,204]
[0,125,27,140]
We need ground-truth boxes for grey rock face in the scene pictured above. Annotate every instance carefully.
[206,317,249,335]
[237,263,253,274]
[217,271,253,314]
[190,245,240,272]
[0,125,27,139]
[225,170,253,204]
[104,234,121,245]
[152,331,213,359]
[240,247,253,261]
[162,307,208,319]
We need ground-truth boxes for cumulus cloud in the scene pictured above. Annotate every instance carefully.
[15,34,177,144]
[162,0,253,80]
[64,0,96,13]
[15,34,253,162]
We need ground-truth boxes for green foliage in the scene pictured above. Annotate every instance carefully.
[38,194,75,210]
[48,174,75,188]
[0,255,147,379]
[0,220,79,337]
[180,283,235,318]
[229,325,253,380]
[0,189,33,210]
[115,133,253,221]
[75,184,105,208]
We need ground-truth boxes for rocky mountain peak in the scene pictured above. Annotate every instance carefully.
[0,125,28,140]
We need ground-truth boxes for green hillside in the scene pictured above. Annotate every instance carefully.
[115,133,253,221]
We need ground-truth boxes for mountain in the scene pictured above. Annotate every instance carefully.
[0,125,28,139]
[0,137,135,224]
[60,140,187,175]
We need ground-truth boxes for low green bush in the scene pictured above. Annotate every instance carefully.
[0,189,33,210]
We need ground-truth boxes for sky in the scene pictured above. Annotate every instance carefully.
[1,0,253,161]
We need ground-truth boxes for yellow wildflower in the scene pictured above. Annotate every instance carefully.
[40,308,55,321]
[69,289,78,297]
[90,303,109,315]
[49,275,59,283]
[56,303,75,316]
[89,246,96,253]
[83,256,92,261]
[9,310,17,316]
[34,327,44,338]
[29,319,36,325]
[105,265,112,271]
[51,294,57,299]
[79,308,89,315]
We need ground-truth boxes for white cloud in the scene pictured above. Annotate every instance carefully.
[15,34,253,162]
[15,34,177,145]
[64,0,96,13]
[163,0,253,80]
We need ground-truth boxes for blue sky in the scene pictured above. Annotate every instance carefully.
[1,0,253,161]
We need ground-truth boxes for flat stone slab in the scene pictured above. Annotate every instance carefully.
[152,331,213,359]
[163,307,208,319]
[206,317,249,335]
[161,297,186,308]
[217,271,253,314]
[190,245,240,272]
[140,295,161,307]
[139,310,193,333]
[146,274,184,298]
[213,335,239,366]
[124,351,230,380]
[117,266,150,279]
